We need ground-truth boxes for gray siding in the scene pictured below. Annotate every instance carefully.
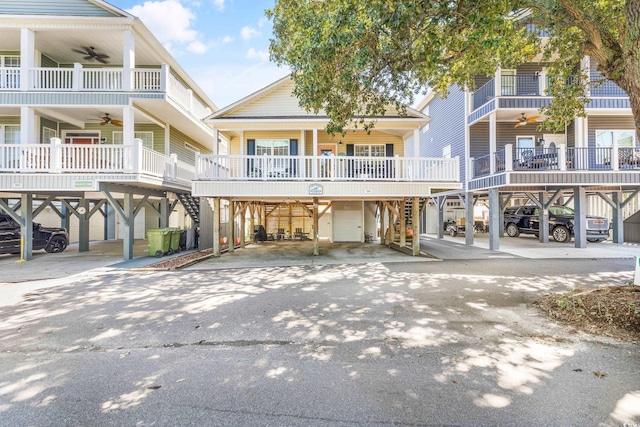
[470,122,561,153]
[169,127,211,164]
[41,54,58,68]
[0,0,119,16]
[420,85,466,181]
[515,63,544,74]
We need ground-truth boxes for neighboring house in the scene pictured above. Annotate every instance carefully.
[417,51,640,247]
[196,75,461,256]
[0,0,217,260]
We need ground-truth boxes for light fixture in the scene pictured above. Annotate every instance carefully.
[538,137,545,146]
[338,140,343,145]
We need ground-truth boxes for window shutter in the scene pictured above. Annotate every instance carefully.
[346,144,354,156]
[385,144,394,157]
[289,139,298,176]
[247,139,256,177]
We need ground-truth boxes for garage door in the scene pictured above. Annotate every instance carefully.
[333,210,362,242]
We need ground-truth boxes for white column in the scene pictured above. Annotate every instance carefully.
[20,28,35,91]
[164,124,171,155]
[312,129,318,178]
[413,128,420,157]
[489,112,497,172]
[539,70,548,95]
[494,68,502,97]
[20,106,36,144]
[123,29,135,90]
[213,129,219,156]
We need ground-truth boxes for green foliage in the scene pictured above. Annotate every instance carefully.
[268,0,639,135]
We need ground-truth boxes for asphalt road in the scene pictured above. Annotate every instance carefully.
[0,258,638,426]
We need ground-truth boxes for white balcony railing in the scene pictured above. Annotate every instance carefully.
[195,154,460,182]
[0,139,194,184]
[0,64,208,119]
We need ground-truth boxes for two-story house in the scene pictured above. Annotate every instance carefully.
[0,0,217,260]
[195,75,461,256]
[417,54,640,249]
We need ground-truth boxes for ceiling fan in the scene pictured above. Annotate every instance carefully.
[72,46,110,64]
[514,113,540,128]
[99,114,123,127]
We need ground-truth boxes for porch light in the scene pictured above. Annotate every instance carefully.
[538,137,545,146]
[338,140,343,145]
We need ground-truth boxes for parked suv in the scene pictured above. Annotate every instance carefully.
[504,205,609,243]
[0,214,69,254]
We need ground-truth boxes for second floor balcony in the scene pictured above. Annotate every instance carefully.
[471,73,628,112]
[0,64,212,120]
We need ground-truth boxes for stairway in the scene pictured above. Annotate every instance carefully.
[403,198,427,225]
[177,193,200,225]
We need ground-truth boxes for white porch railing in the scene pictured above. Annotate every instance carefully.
[195,154,460,182]
[0,139,194,184]
[1,64,209,119]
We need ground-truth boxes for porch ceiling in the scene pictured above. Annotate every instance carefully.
[0,27,161,66]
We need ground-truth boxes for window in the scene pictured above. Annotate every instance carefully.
[256,139,289,156]
[0,125,20,144]
[355,144,385,157]
[596,130,636,163]
[501,69,516,96]
[443,145,451,159]
[596,130,635,148]
[516,136,535,160]
[42,127,57,144]
[1,55,20,68]
[113,131,154,149]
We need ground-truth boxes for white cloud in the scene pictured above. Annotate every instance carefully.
[241,26,260,40]
[222,35,234,44]
[212,0,225,10]
[127,0,208,54]
[246,48,269,62]
[257,17,268,28]
[188,40,209,54]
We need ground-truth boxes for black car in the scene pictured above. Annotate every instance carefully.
[504,205,609,243]
[0,214,69,254]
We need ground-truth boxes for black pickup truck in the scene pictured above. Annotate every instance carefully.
[504,205,609,243]
[0,214,69,254]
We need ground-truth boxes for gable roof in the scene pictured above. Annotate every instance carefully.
[206,75,429,124]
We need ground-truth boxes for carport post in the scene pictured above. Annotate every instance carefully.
[488,189,500,250]
[159,199,170,228]
[228,200,235,253]
[436,196,445,239]
[465,192,474,246]
[399,199,406,247]
[199,197,214,250]
[412,197,420,256]
[240,204,246,248]
[20,193,33,261]
[78,198,90,252]
[122,193,134,260]
[612,191,624,244]
[538,192,550,243]
[379,202,385,244]
[313,197,319,256]
[213,197,221,257]
[574,186,587,248]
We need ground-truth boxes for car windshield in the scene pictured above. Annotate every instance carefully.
[549,206,575,216]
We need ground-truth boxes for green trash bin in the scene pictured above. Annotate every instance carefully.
[169,228,182,254]
[147,228,172,258]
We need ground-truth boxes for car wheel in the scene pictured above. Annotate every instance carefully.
[506,223,520,237]
[552,226,571,243]
[448,227,457,237]
[45,235,68,253]
[587,238,602,243]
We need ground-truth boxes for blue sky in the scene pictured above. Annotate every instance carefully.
[108,0,289,109]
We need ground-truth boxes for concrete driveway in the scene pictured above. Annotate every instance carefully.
[0,236,638,426]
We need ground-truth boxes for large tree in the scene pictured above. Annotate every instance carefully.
[267,0,640,136]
